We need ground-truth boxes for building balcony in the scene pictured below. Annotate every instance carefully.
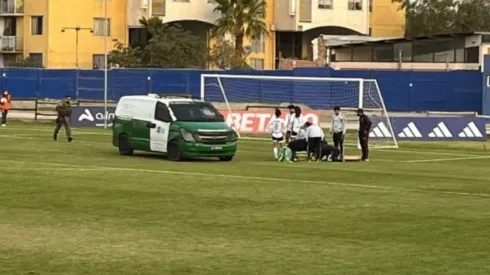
[0,36,23,53]
[0,0,24,15]
[274,0,368,34]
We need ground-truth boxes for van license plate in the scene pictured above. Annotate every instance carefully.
[211,146,222,150]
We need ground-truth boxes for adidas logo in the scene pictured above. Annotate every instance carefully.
[398,122,422,138]
[428,122,453,138]
[458,122,483,138]
[78,109,95,122]
[369,122,393,138]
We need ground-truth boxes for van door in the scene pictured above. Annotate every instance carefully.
[150,102,171,153]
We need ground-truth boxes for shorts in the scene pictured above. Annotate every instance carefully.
[272,136,284,142]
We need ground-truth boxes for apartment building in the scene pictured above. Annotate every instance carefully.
[127,0,276,70]
[0,0,126,69]
[274,0,404,61]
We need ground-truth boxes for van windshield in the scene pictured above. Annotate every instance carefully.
[169,102,224,122]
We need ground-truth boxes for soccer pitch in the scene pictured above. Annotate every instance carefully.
[1,123,490,275]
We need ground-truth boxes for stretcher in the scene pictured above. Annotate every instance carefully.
[343,155,362,162]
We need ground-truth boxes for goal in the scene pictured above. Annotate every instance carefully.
[200,74,398,149]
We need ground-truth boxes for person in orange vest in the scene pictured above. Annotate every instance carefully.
[0,90,11,127]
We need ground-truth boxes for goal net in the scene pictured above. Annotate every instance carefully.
[201,74,398,149]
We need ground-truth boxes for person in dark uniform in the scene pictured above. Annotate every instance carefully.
[287,129,307,162]
[357,108,372,161]
[320,139,341,161]
[54,95,73,142]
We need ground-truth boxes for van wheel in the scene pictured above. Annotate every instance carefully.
[118,134,133,156]
[167,140,182,161]
[219,156,234,162]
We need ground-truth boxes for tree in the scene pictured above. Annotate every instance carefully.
[394,0,490,37]
[6,56,43,68]
[212,0,267,53]
[108,41,142,68]
[145,23,206,68]
[208,37,250,69]
[108,17,206,68]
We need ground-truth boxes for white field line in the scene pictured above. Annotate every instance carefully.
[0,133,484,160]
[1,127,110,135]
[1,159,490,198]
[377,149,480,157]
[405,155,490,163]
[0,134,469,163]
[8,167,115,172]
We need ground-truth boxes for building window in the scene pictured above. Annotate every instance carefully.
[3,17,16,36]
[93,18,111,36]
[152,0,166,15]
[318,0,332,9]
[348,0,362,10]
[249,58,264,70]
[31,16,43,35]
[251,32,265,53]
[93,54,106,69]
[29,53,43,67]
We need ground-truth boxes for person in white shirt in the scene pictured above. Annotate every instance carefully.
[330,106,346,160]
[290,106,305,140]
[305,121,324,161]
[268,108,286,159]
[284,104,295,143]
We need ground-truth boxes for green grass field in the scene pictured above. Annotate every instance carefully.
[1,122,490,275]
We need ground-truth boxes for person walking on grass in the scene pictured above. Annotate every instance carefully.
[0,90,11,127]
[54,95,73,142]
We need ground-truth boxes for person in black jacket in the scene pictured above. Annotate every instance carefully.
[357,108,372,161]
[320,139,341,161]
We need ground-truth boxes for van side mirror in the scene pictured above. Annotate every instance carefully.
[147,122,156,128]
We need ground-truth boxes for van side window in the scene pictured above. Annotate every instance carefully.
[154,102,172,122]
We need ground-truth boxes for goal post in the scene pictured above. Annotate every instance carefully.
[200,74,398,149]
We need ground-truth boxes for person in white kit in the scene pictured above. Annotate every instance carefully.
[268,108,286,159]
[304,121,324,161]
[331,106,346,160]
[290,106,305,140]
[284,104,295,143]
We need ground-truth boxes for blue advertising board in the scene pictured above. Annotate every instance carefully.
[71,106,116,127]
[369,117,487,141]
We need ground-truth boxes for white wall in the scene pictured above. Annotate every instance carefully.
[156,1,218,25]
[298,0,369,34]
[127,0,150,27]
[128,0,218,27]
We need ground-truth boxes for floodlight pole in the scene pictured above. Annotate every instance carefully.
[103,0,109,129]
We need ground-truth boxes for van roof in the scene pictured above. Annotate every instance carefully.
[120,94,204,104]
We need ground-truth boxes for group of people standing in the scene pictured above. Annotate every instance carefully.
[267,105,372,162]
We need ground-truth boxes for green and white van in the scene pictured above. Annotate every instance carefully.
[112,94,238,161]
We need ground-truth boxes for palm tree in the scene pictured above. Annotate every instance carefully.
[212,0,267,53]
[139,17,165,39]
